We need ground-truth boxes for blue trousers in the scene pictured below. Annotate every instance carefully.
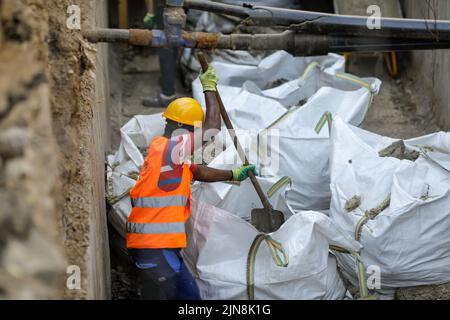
[128,249,201,300]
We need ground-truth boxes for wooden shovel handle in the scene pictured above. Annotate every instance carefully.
[197,52,273,211]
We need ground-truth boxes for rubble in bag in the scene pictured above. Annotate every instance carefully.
[378,140,420,161]
[344,196,361,212]
[329,117,450,298]
[265,78,290,90]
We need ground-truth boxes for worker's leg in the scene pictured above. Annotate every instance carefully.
[143,0,178,108]
[159,47,178,98]
[168,249,202,300]
[154,0,177,98]
[131,249,201,300]
[137,265,164,300]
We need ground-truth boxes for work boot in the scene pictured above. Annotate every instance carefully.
[142,93,177,108]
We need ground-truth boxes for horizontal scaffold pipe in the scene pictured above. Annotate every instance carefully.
[183,0,450,41]
[82,28,450,56]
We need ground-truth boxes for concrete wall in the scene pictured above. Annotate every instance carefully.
[402,0,450,130]
[88,0,112,300]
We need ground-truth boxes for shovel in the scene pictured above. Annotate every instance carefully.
[198,53,285,233]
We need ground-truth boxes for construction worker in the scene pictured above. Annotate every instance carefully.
[127,65,257,300]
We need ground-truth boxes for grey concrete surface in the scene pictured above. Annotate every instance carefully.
[402,0,450,130]
[88,0,112,300]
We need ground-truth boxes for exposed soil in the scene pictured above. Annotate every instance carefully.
[48,0,111,299]
[0,0,66,299]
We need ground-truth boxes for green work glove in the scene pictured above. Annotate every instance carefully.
[143,12,155,28]
[231,164,257,182]
[199,66,218,92]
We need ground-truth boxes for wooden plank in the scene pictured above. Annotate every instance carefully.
[145,0,154,13]
[118,0,128,29]
[334,0,402,18]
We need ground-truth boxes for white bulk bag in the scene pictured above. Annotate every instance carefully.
[192,51,347,108]
[185,183,361,299]
[329,117,450,297]
[213,89,288,130]
[259,73,379,211]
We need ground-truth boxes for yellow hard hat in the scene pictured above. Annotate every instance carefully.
[163,98,204,127]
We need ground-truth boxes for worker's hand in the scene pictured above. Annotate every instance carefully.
[231,164,257,182]
[199,66,219,92]
[143,13,155,28]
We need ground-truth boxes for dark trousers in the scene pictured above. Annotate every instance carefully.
[129,248,202,300]
[159,48,178,96]
[155,0,178,97]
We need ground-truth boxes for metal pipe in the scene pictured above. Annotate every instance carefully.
[83,28,450,56]
[82,28,292,50]
[293,34,450,56]
[184,0,450,41]
[83,29,131,44]
[166,0,184,6]
[163,0,187,48]
[216,30,294,51]
[184,0,248,19]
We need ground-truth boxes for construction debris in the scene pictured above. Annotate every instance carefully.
[379,140,420,161]
[344,196,361,212]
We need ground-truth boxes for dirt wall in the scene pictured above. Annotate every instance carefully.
[402,0,450,130]
[48,0,111,299]
[0,0,66,299]
[1,0,113,300]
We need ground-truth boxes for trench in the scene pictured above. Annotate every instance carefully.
[99,1,446,300]
[2,0,449,301]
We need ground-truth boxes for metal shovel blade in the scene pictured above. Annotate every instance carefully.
[251,208,285,233]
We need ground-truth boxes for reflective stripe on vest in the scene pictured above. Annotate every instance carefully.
[132,195,188,208]
[127,222,186,234]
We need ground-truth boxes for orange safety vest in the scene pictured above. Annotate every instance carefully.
[127,136,193,249]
